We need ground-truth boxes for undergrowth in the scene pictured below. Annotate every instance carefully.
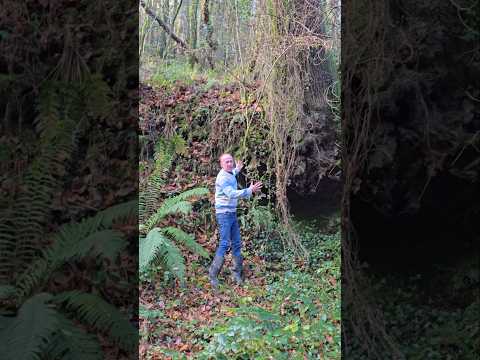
[371,276,478,359]
[347,260,479,359]
[150,61,237,91]
[140,74,341,358]
[150,219,341,359]
[199,268,340,359]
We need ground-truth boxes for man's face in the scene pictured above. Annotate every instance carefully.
[220,154,234,172]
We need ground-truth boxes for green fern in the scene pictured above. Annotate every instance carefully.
[142,200,192,234]
[0,293,103,360]
[162,227,209,258]
[91,198,137,226]
[0,285,16,301]
[142,187,209,234]
[15,200,137,301]
[139,229,186,284]
[139,139,175,222]
[170,133,187,156]
[43,316,102,360]
[0,97,76,281]
[0,290,134,360]
[53,291,137,353]
[139,187,209,285]
[0,200,137,358]
[82,74,113,120]
[0,22,132,356]
[0,78,113,283]
[34,82,61,140]
[0,293,60,360]
[55,229,127,263]
[162,187,210,206]
[139,135,188,222]
[4,113,77,281]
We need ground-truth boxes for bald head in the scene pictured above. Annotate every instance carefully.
[219,153,232,162]
[219,153,234,172]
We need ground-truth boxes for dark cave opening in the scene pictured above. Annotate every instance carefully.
[352,172,480,275]
[287,177,342,222]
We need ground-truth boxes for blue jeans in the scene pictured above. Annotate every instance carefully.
[215,212,242,257]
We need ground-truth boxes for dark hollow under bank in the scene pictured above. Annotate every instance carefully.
[353,168,479,275]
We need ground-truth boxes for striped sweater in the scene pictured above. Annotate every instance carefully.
[214,167,252,213]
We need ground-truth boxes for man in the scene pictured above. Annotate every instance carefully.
[208,153,262,288]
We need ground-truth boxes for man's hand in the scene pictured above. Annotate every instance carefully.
[235,159,244,172]
[249,181,263,194]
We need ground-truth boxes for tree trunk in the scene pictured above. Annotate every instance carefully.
[158,0,168,57]
[202,0,217,69]
[164,0,183,58]
[188,0,199,67]
[139,0,154,60]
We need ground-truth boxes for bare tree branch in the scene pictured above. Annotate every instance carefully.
[172,0,184,26]
[140,0,188,50]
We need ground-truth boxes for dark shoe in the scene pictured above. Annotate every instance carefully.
[208,255,224,288]
[232,255,244,286]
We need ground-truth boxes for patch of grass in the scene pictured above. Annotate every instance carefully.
[151,62,198,88]
[149,61,240,90]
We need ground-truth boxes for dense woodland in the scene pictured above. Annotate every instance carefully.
[139,0,342,358]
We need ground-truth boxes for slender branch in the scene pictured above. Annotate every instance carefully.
[172,0,184,25]
[140,0,188,49]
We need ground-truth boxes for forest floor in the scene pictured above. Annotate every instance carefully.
[140,229,340,359]
[139,75,341,359]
